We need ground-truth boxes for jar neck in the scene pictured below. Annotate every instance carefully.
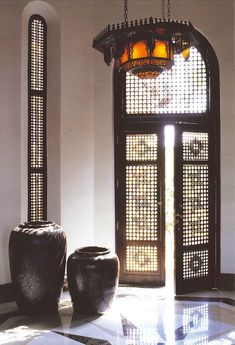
[75,246,110,257]
[19,221,55,229]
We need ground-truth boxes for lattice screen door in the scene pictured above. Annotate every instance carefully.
[174,126,216,294]
[116,128,165,286]
[115,36,219,292]
[116,125,216,291]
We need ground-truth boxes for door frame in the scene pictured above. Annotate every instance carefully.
[113,27,220,292]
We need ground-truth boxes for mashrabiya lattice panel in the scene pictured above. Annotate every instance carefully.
[126,245,158,272]
[183,164,209,246]
[183,132,208,161]
[126,134,158,161]
[183,250,209,280]
[126,47,207,115]
[126,165,158,241]
[30,96,45,168]
[30,173,44,221]
[30,18,45,91]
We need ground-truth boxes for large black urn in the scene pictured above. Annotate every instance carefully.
[9,221,66,315]
[67,246,119,314]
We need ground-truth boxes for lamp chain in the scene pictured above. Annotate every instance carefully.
[167,0,171,19]
[162,0,171,20]
[162,0,165,19]
[124,0,128,25]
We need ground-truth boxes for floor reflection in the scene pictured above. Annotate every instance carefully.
[0,288,234,344]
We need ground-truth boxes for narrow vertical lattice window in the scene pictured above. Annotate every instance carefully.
[28,15,47,221]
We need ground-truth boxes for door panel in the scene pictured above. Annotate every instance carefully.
[175,127,215,294]
[116,129,165,286]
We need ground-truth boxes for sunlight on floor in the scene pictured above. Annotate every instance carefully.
[0,326,48,344]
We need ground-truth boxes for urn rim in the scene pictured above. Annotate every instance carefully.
[19,221,55,229]
[75,246,110,256]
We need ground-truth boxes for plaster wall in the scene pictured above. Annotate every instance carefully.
[51,0,95,257]
[0,1,22,283]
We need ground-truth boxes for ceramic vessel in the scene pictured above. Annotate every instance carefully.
[9,221,66,315]
[67,246,119,314]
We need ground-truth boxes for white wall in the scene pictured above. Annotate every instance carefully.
[58,0,95,256]
[0,1,23,283]
[0,0,234,285]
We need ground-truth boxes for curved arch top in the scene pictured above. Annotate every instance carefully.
[22,0,60,26]
[114,26,220,126]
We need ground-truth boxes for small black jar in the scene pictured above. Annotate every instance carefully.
[9,221,66,315]
[67,246,119,314]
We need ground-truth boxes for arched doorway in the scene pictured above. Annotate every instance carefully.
[114,30,220,294]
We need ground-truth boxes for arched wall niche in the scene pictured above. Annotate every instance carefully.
[21,1,61,224]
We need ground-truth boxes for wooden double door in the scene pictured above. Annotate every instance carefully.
[115,124,218,294]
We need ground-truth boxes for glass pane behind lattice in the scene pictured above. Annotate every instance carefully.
[126,165,158,241]
[126,134,157,161]
[30,96,44,168]
[30,173,44,221]
[183,132,208,161]
[31,19,45,91]
[183,250,209,279]
[126,245,158,272]
[126,47,207,115]
[183,165,209,246]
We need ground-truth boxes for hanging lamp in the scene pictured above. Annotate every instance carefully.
[93,0,198,79]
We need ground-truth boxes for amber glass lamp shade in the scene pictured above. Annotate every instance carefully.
[182,47,190,60]
[116,39,174,79]
[93,17,197,80]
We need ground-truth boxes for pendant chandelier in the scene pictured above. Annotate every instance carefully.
[93,0,198,79]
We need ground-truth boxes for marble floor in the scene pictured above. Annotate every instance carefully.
[0,287,235,344]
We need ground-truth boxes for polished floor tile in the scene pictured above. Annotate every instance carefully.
[0,287,234,344]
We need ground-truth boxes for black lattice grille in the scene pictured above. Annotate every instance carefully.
[183,165,209,246]
[126,165,158,241]
[30,19,45,91]
[183,132,208,161]
[28,16,47,222]
[183,250,209,279]
[125,133,159,273]
[126,245,158,272]
[30,96,45,168]
[30,173,44,221]
[182,130,210,281]
[126,47,207,115]
[126,134,157,161]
